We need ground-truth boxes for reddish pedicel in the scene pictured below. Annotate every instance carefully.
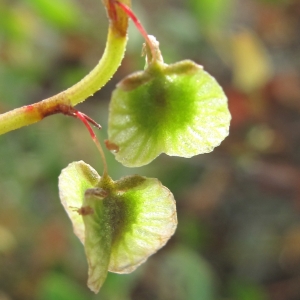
[25,105,34,112]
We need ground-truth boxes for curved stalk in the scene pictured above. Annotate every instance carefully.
[115,1,155,59]
[74,111,108,178]
[0,0,131,136]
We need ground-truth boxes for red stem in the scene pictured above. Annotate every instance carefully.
[74,111,96,139]
[114,1,156,61]
[72,109,108,176]
[79,112,102,130]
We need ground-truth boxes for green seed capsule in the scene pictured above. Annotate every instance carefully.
[107,36,231,167]
[59,161,177,293]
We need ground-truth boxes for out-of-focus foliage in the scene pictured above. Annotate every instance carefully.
[1,0,300,299]
[188,0,233,32]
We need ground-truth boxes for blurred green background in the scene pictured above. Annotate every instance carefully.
[1,0,300,299]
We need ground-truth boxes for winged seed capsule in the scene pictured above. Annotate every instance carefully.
[58,161,177,293]
[107,36,231,167]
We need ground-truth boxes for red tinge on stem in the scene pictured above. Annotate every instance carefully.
[72,109,108,177]
[74,111,96,139]
[114,1,156,61]
[25,105,34,112]
[108,0,118,21]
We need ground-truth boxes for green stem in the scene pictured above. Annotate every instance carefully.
[0,0,131,136]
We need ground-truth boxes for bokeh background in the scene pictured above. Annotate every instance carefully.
[1,0,300,299]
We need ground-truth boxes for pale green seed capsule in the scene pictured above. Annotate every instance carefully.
[107,36,231,167]
[58,161,177,293]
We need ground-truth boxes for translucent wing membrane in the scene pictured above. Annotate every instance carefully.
[58,161,177,293]
[108,59,231,167]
